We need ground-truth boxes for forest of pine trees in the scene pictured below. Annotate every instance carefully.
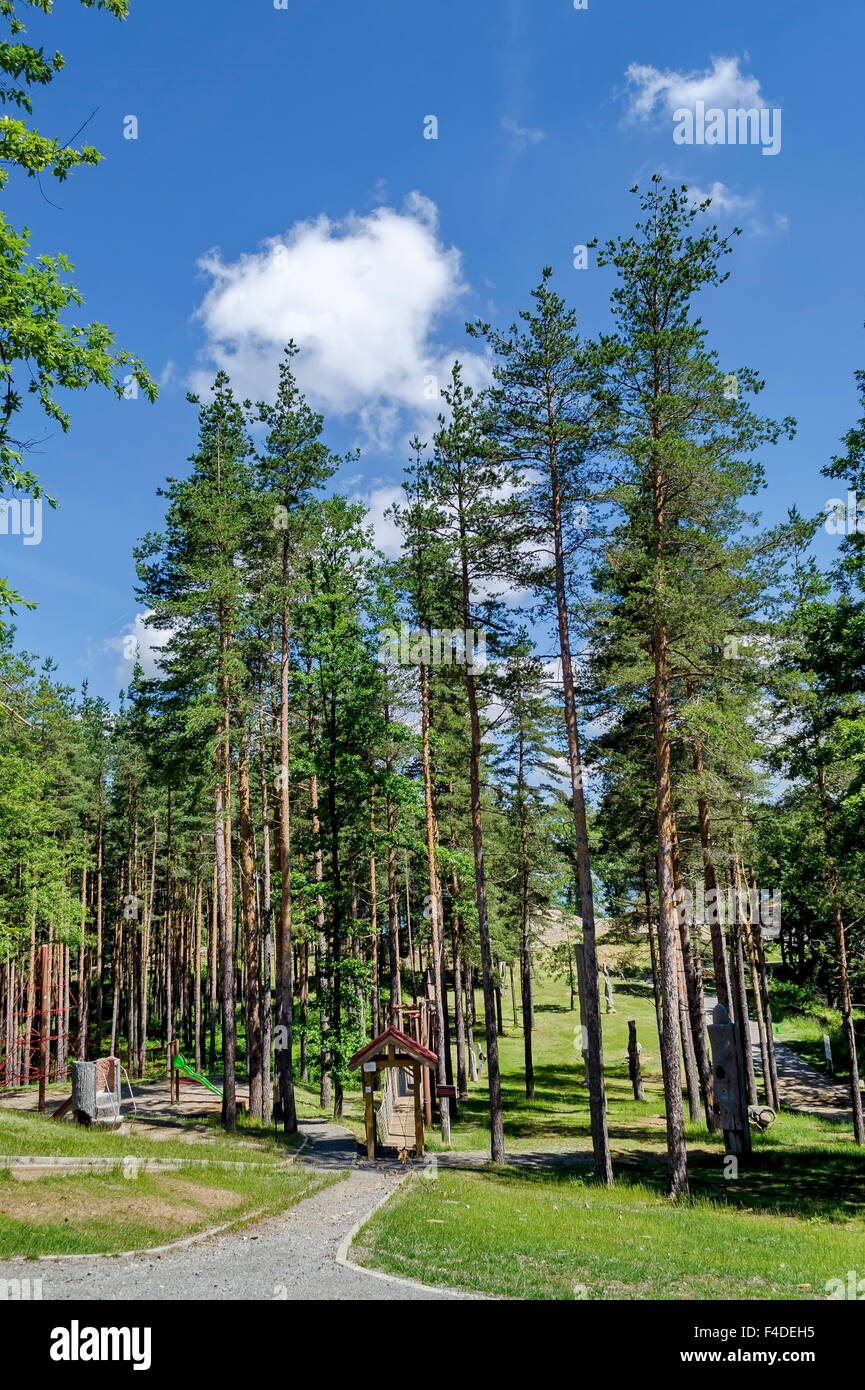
[2,180,865,1198]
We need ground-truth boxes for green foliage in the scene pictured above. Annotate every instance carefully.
[0,0,153,616]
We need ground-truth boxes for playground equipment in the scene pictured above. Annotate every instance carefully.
[348,1025,438,1160]
[1,943,80,1109]
[52,1057,122,1126]
[170,1049,248,1115]
[749,1105,777,1131]
[171,1051,223,1099]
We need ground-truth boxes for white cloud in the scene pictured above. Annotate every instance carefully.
[105,612,171,686]
[625,56,771,123]
[352,483,406,558]
[501,116,545,150]
[746,209,791,237]
[681,178,788,236]
[687,181,756,214]
[350,482,535,608]
[193,194,486,449]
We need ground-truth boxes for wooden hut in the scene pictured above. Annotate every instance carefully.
[348,1026,438,1159]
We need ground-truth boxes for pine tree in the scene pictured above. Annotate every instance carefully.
[471,273,615,1183]
[493,632,561,1099]
[255,344,340,1131]
[403,363,522,1162]
[592,179,794,1192]
[136,372,256,1129]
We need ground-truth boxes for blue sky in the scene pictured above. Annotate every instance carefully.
[4,0,864,700]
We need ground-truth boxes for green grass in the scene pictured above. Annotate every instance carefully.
[0,1105,302,1162]
[774,1012,844,1079]
[760,971,865,1088]
[352,972,865,1298]
[293,1080,368,1144]
[291,975,862,1169]
[0,1163,339,1258]
[0,1106,340,1257]
[352,1167,865,1300]
[425,978,684,1155]
[772,1009,863,1088]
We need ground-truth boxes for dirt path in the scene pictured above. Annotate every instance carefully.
[756,1037,860,1121]
[0,1075,237,1135]
[704,996,861,1122]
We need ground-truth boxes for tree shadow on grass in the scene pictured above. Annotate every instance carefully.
[439,1143,865,1225]
[683,1145,865,1222]
[616,981,657,1001]
[452,1057,677,1146]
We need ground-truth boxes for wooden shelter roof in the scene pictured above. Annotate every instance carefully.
[348,1026,438,1071]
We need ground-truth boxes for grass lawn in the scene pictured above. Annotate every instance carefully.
[0,1105,304,1162]
[294,1080,370,1144]
[351,972,865,1299]
[292,977,689,1156]
[427,977,673,1155]
[352,1167,865,1300]
[754,963,865,1088]
[0,1108,340,1258]
[771,1007,863,1088]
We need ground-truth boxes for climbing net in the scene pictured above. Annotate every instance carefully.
[0,945,80,1091]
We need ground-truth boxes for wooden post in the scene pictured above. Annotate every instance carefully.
[363,1061,376,1159]
[627,1019,645,1101]
[421,1004,432,1125]
[413,1062,424,1157]
[707,1003,752,1157]
[38,944,49,1113]
[603,962,616,1015]
[169,1038,180,1103]
[574,943,589,1085]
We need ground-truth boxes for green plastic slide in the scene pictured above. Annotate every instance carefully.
[172,1053,223,1097]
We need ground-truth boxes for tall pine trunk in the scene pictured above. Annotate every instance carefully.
[385,750,401,1024]
[651,620,689,1196]
[817,765,864,1144]
[215,773,236,1129]
[418,659,451,1146]
[275,565,298,1134]
[549,443,612,1184]
[308,698,330,1113]
[239,738,263,1119]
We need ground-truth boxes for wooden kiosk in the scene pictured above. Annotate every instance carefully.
[348,1026,438,1160]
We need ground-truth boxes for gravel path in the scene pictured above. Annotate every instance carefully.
[0,1118,463,1301]
[704,996,862,1122]
[756,1037,862,1121]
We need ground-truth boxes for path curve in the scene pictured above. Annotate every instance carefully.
[704,996,862,1123]
[0,1119,464,1301]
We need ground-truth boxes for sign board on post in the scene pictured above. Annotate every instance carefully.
[823,1033,833,1073]
[436,1084,456,1100]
